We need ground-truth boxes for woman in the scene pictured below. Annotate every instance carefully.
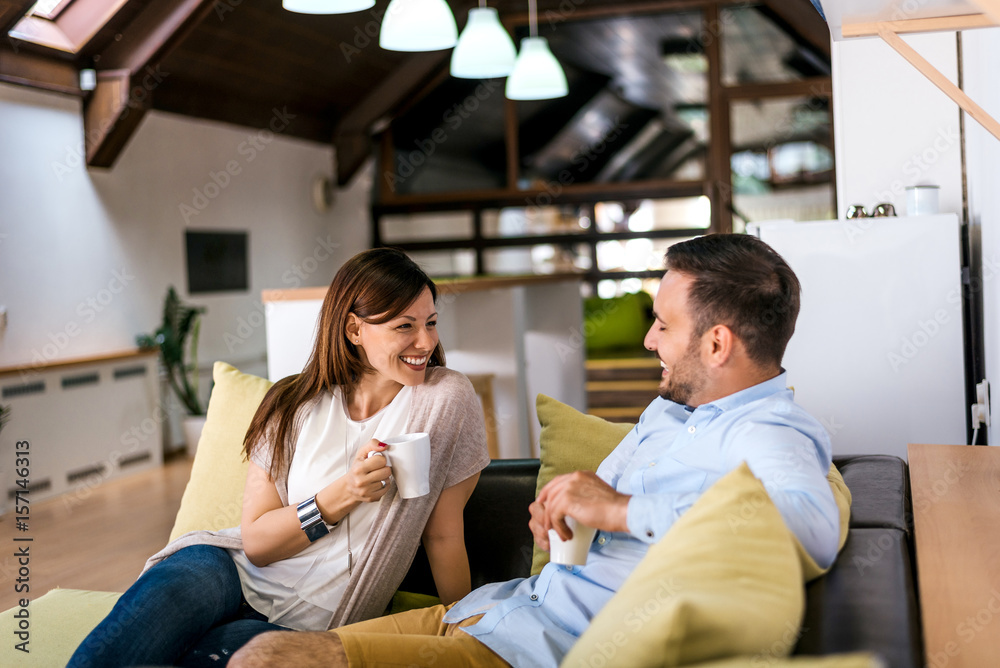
[69,248,490,667]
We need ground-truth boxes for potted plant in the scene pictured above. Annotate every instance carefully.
[137,286,207,456]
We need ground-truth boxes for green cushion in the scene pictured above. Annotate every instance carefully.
[583,291,653,352]
[0,589,121,667]
[562,464,805,668]
[532,394,632,575]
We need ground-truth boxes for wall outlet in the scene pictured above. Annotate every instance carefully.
[971,379,990,428]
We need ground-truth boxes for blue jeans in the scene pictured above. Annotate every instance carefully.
[67,545,288,668]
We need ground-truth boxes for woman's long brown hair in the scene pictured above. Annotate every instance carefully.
[243,248,445,481]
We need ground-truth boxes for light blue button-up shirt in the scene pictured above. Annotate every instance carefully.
[444,372,839,667]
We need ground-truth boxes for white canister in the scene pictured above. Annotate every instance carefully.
[905,185,940,216]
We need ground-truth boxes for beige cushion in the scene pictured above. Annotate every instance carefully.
[169,361,273,541]
[0,589,121,667]
[532,394,632,574]
[562,464,805,668]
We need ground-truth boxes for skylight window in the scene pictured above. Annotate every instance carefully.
[28,0,73,20]
[9,0,119,54]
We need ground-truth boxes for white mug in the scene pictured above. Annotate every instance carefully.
[906,185,940,216]
[548,516,597,567]
[377,432,431,499]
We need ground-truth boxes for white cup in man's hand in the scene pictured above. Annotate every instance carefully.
[548,516,597,567]
[377,432,431,499]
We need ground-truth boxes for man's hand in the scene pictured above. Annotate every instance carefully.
[528,471,630,551]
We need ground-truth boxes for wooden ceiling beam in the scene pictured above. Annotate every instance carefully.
[759,0,831,57]
[333,51,449,186]
[151,78,333,145]
[0,0,33,35]
[0,43,81,95]
[84,0,216,168]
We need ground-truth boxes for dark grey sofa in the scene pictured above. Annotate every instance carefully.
[400,455,922,667]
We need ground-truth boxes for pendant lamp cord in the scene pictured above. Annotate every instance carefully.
[528,0,537,37]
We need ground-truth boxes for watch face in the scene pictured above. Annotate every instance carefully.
[303,519,330,542]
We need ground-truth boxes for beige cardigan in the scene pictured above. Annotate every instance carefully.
[142,366,490,629]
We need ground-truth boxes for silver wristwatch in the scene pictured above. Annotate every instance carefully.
[296,495,333,542]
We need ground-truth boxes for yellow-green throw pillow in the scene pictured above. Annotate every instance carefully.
[533,394,633,574]
[562,464,805,668]
[801,464,852,581]
[168,362,274,541]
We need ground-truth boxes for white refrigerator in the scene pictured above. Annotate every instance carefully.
[749,214,968,460]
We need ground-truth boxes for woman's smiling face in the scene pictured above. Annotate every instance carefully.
[353,286,439,387]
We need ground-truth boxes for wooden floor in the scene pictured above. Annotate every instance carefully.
[0,455,193,611]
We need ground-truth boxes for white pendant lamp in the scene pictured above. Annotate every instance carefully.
[505,0,567,100]
[380,0,458,52]
[282,0,374,14]
[450,3,517,79]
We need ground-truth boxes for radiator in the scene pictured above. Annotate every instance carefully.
[0,351,163,511]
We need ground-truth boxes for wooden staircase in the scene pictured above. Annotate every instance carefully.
[585,356,661,424]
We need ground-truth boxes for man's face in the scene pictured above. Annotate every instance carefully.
[643,271,707,407]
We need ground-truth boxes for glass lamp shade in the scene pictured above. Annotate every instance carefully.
[505,37,568,100]
[450,7,517,79]
[282,0,375,13]
[380,0,458,52]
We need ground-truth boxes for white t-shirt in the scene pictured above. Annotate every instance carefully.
[230,385,413,630]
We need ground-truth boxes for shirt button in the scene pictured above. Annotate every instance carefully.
[688,425,696,434]
[530,594,538,601]
[598,536,607,545]
[646,530,654,538]
[648,462,655,468]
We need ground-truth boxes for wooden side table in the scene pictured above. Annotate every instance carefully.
[908,443,1000,667]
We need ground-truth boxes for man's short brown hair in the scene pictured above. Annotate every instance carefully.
[665,234,800,369]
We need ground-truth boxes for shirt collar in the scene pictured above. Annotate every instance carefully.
[694,370,789,414]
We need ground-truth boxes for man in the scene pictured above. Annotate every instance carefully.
[232,234,840,668]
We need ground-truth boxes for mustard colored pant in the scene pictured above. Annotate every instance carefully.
[333,603,510,668]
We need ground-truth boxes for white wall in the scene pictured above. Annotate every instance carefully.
[832,33,962,216]
[961,28,1000,442]
[0,82,371,441]
[830,27,1000,445]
